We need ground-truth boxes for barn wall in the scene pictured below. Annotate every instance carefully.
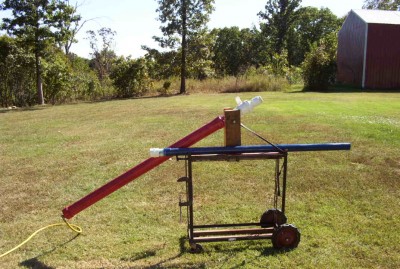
[337,12,366,87]
[365,24,400,89]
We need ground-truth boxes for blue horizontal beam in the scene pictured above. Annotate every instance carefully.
[160,143,351,156]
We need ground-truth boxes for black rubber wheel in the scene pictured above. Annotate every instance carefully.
[272,224,300,249]
[190,243,203,253]
[260,209,287,228]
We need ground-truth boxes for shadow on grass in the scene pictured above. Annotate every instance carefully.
[19,258,55,269]
[122,237,205,269]
[209,241,295,257]
[19,234,80,269]
[208,242,297,269]
[124,236,295,269]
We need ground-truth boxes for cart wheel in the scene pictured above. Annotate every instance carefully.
[260,209,287,228]
[190,243,203,253]
[272,224,300,249]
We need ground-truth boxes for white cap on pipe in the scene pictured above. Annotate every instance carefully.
[150,148,164,157]
[235,96,263,115]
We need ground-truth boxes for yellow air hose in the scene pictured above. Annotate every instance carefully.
[0,216,82,258]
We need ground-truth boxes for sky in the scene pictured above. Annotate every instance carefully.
[1,0,365,58]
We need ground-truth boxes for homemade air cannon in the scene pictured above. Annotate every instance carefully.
[62,96,351,252]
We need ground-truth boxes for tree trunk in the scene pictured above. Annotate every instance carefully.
[35,52,44,105]
[180,0,187,94]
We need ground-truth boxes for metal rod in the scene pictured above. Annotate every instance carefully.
[193,227,274,237]
[160,143,351,157]
[282,154,288,214]
[240,123,284,153]
[193,234,273,243]
[193,223,261,229]
[188,155,194,242]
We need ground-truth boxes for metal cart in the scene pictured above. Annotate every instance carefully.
[175,150,300,253]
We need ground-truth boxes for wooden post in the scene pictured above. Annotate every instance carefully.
[224,109,241,147]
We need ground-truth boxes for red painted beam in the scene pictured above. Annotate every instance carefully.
[62,116,225,219]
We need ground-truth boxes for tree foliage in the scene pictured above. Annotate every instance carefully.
[111,57,152,98]
[154,0,215,93]
[142,46,180,79]
[287,7,343,66]
[0,35,36,107]
[52,0,83,55]
[363,0,400,10]
[302,32,338,91]
[212,27,254,77]
[1,0,81,105]
[42,47,71,104]
[258,0,302,55]
[86,27,117,89]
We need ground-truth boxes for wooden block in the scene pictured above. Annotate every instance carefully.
[224,109,241,146]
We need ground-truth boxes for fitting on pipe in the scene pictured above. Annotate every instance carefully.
[235,96,263,115]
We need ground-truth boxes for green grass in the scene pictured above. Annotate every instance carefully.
[0,92,399,268]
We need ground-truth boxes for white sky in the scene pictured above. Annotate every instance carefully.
[0,0,365,58]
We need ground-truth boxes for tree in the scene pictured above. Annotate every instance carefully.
[154,0,215,94]
[287,7,342,66]
[86,27,117,87]
[258,0,302,55]
[52,0,83,55]
[0,35,36,107]
[363,0,400,10]
[111,57,152,98]
[1,0,79,105]
[41,46,71,104]
[185,29,214,79]
[142,46,181,79]
[212,27,251,77]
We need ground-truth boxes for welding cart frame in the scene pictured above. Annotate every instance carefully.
[175,150,300,252]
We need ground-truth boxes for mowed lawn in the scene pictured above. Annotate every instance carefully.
[0,91,399,268]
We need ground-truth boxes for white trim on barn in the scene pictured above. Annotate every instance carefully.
[362,23,368,89]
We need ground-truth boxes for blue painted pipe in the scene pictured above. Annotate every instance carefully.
[156,143,351,156]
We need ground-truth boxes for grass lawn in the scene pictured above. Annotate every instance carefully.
[0,91,399,268]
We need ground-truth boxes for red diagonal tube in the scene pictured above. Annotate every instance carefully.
[62,116,225,219]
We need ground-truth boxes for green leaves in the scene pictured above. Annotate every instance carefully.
[1,0,83,104]
[301,33,338,91]
[287,6,343,65]
[154,0,215,93]
[110,57,152,98]
[363,0,400,10]
[258,0,302,54]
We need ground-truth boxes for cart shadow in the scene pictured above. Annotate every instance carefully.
[123,237,205,269]
[19,258,55,269]
[124,237,294,269]
[209,241,294,256]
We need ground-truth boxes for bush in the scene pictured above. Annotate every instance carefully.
[0,36,36,107]
[111,57,152,98]
[157,80,172,95]
[302,34,337,91]
[69,55,103,101]
[42,49,72,104]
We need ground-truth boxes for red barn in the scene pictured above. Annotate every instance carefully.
[337,9,400,89]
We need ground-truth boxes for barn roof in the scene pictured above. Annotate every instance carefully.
[352,9,400,25]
